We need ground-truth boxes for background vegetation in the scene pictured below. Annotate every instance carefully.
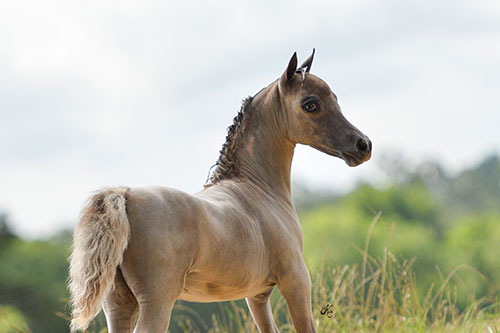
[1,155,499,331]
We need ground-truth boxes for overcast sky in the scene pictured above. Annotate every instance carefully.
[1,0,499,238]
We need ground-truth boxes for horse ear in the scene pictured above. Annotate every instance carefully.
[279,52,298,89]
[299,48,315,73]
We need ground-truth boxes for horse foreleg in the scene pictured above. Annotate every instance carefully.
[278,263,316,333]
[246,288,279,333]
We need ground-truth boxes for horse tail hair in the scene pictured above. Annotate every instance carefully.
[68,187,131,332]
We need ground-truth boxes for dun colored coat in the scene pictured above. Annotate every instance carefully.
[68,50,372,332]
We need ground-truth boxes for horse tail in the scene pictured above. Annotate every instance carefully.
[68,187,130,332]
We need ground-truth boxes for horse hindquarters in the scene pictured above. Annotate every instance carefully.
[119,187,198,332]
[68,187,131,332]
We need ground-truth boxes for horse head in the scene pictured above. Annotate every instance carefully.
[278,50,372,167]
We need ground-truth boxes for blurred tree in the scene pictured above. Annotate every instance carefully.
[444,155,500,216]
[0,225,71,332]
[377,153,500,218]
[339,181,445,237]
[0,214,16,253]
[292,181,338,211]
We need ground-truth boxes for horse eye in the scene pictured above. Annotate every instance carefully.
[302,100,319,113]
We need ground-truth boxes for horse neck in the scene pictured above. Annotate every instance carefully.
[236,85,295,201]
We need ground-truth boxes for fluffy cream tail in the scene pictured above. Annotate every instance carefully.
[68,187,130,332]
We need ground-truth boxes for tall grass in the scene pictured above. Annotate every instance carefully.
[174,214,500,332]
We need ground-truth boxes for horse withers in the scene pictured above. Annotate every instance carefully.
[68,50,372,332]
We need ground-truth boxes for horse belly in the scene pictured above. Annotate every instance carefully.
[179,272,272,302]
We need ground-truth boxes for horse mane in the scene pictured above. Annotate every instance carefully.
[205,96,254,186]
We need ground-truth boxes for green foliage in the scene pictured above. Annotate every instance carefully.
[301,183,439,273]
[340,181,445,235]
[0,305,30,333]
[0,226,71,332]
[0,214,16,253]
[440,213,500,299]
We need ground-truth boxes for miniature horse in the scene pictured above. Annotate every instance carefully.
[69,50,371,332]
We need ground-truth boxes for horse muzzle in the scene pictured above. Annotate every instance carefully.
[341,137,372,167]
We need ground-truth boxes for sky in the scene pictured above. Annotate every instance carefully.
[1,0,499,238]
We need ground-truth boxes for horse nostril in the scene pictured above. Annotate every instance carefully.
[356,138,370,153]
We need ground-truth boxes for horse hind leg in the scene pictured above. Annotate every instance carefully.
[133,297,176,333]
[246,288,279,333]
[131,270,185,332]
[133,278,184,333]
[103,268,139,333]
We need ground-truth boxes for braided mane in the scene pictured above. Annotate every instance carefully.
[205,96,254,186]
